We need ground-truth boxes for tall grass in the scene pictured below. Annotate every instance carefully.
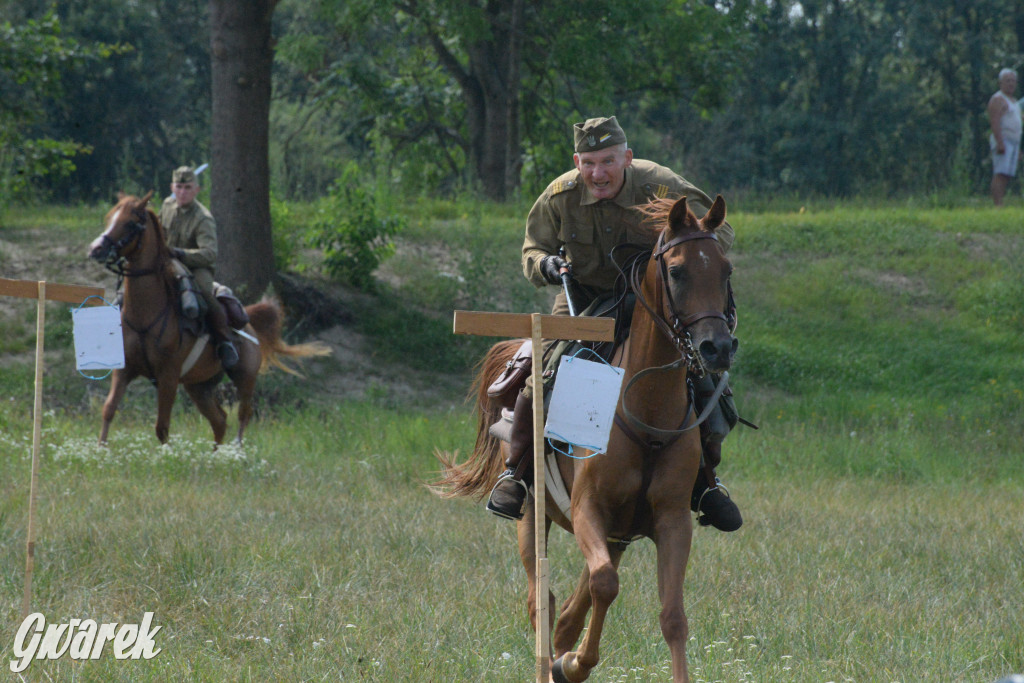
[0,201,1022,681]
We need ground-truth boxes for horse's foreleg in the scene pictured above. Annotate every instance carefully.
[553,544,625,660]
[653,512,695,683]
[553,562,591,658]
[99,370,131,444]
[553,509,619,683]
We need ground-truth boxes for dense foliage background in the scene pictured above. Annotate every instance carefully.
[3,0,1023,205]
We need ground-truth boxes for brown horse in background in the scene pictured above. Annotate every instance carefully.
[88,192,330,445]
[437,195,736,683]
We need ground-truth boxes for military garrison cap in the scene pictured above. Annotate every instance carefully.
[573,116,627,153]
[172,166,196,184]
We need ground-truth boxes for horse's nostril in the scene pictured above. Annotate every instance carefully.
[699,340,718,360]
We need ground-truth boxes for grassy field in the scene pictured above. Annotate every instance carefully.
[0,199,1022,681]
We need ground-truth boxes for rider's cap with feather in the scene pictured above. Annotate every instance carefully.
[573,116,627,153]
[172,166,196,184]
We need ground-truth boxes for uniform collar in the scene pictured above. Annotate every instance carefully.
[578,165,636,208]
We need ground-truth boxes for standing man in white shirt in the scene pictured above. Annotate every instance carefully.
[988,68,1022,206]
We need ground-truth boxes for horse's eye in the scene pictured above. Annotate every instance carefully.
[668,266,686,282]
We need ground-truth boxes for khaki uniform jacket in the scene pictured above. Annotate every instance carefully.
[522,159,734,293]
[160,197,218,293]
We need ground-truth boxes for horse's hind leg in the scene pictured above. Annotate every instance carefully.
[229,367,258,444]
[184,378,227,445]
[153,376,183,444]
[517,507,556,653]
[99,369,133,444]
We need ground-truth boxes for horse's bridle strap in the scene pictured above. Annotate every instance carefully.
[653,230,718,258]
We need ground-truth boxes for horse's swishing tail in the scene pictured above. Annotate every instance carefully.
[433,339,520,500]
[245,300,332,376]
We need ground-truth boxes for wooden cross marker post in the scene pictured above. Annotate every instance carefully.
[0,277,106,618]
[453,310,614,683]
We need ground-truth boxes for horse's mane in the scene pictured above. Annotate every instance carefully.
[635,195,708,235]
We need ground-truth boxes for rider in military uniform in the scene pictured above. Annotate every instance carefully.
[160,166,239,369]
[486,116,743,532]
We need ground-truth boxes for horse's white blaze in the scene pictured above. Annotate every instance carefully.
[105,208,122,236]
[89,208,122,252]
[698,249,710,268]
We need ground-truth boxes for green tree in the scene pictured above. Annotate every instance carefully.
[0,10,114,206]
[272,0,746,200]
[17,0,210,201]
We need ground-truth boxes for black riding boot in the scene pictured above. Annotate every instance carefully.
[217,340,239,369]
[690,442,743,532]
[486,392,534,520]
[206,298,239,370]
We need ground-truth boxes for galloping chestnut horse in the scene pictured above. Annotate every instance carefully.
[88,191,329,445]
[437,195,736,683]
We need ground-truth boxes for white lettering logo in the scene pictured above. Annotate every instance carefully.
[10,612,162,673]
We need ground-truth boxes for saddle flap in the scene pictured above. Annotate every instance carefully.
[486,340,532,407]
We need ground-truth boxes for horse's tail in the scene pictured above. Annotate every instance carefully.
[432,339,523,501]
[245,300,332,376]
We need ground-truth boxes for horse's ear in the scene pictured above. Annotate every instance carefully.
[140,190,154,207]
[668,196,691,231]
[117,191,126,201]
[701,194,726,232]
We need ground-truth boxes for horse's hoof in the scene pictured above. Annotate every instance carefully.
[551,655,571,683]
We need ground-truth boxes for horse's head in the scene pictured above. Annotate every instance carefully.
[650,194,737,374]
[88,191,158,266]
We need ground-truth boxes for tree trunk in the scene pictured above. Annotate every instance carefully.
[427,0,522,201]
[466,0,524,199]
[208,0,278,302]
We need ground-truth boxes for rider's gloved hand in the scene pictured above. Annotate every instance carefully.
[171,248,186,261]
[540,255,570,285]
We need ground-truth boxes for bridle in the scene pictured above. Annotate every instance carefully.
[629,229,730,378]
[616,228,733,442]
[99,208,161,278]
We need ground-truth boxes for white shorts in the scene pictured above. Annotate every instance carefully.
[991,137,1020,177]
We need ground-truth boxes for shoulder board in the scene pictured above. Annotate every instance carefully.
[551,179,577,195]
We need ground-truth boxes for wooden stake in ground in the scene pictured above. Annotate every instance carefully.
[453,310,614,683]
[0,278,105,618]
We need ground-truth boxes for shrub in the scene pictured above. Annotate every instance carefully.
[307,163,404,290]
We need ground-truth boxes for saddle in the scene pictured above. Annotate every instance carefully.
[485,293,632,443]
[213,283,250,330]
[167,258,249,330]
